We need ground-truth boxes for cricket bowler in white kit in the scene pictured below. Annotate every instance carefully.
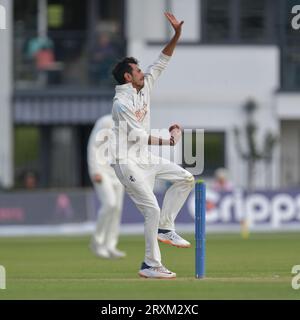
[111,13,194,278]
[87,114,126,259]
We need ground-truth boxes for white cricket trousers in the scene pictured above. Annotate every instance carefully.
[92,173,124,251]
[113,157,194,267]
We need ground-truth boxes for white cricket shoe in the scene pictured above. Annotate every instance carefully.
[158,231,191,248]
[108,248,126,259]
[139,263,176,279]
[89,242,111,259]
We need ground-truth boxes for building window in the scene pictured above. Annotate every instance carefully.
[88,0,125,87]
[14,0,125,89]
[240,0,266,41]
[202,0,275,44]
[182,131,225,176]
[204,0,231,42]
[280,0,300,91]
[203,132,226,176]
[14,126,41,189]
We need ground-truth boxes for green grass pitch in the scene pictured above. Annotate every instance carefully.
[0,232,300,299]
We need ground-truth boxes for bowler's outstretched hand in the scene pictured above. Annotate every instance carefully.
[164,12,184,35]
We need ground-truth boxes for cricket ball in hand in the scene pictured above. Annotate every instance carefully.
[169,124,182,132]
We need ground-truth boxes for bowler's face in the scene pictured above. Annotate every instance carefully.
[129,63,145,91]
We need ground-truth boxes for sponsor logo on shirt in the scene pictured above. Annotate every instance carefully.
[129,175,136,182]
[135,104,148,122]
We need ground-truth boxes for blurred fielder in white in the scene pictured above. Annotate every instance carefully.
[111,13,194,278]
[87,114,125,259]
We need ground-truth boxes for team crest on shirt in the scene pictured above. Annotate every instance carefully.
[135,104,148,122]
[129,175,136,182]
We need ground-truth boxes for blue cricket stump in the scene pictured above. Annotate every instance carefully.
[195,180,206,279]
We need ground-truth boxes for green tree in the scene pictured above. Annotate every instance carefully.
[234,100,277,190]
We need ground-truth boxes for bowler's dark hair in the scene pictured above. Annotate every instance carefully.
[112,57,139,84]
